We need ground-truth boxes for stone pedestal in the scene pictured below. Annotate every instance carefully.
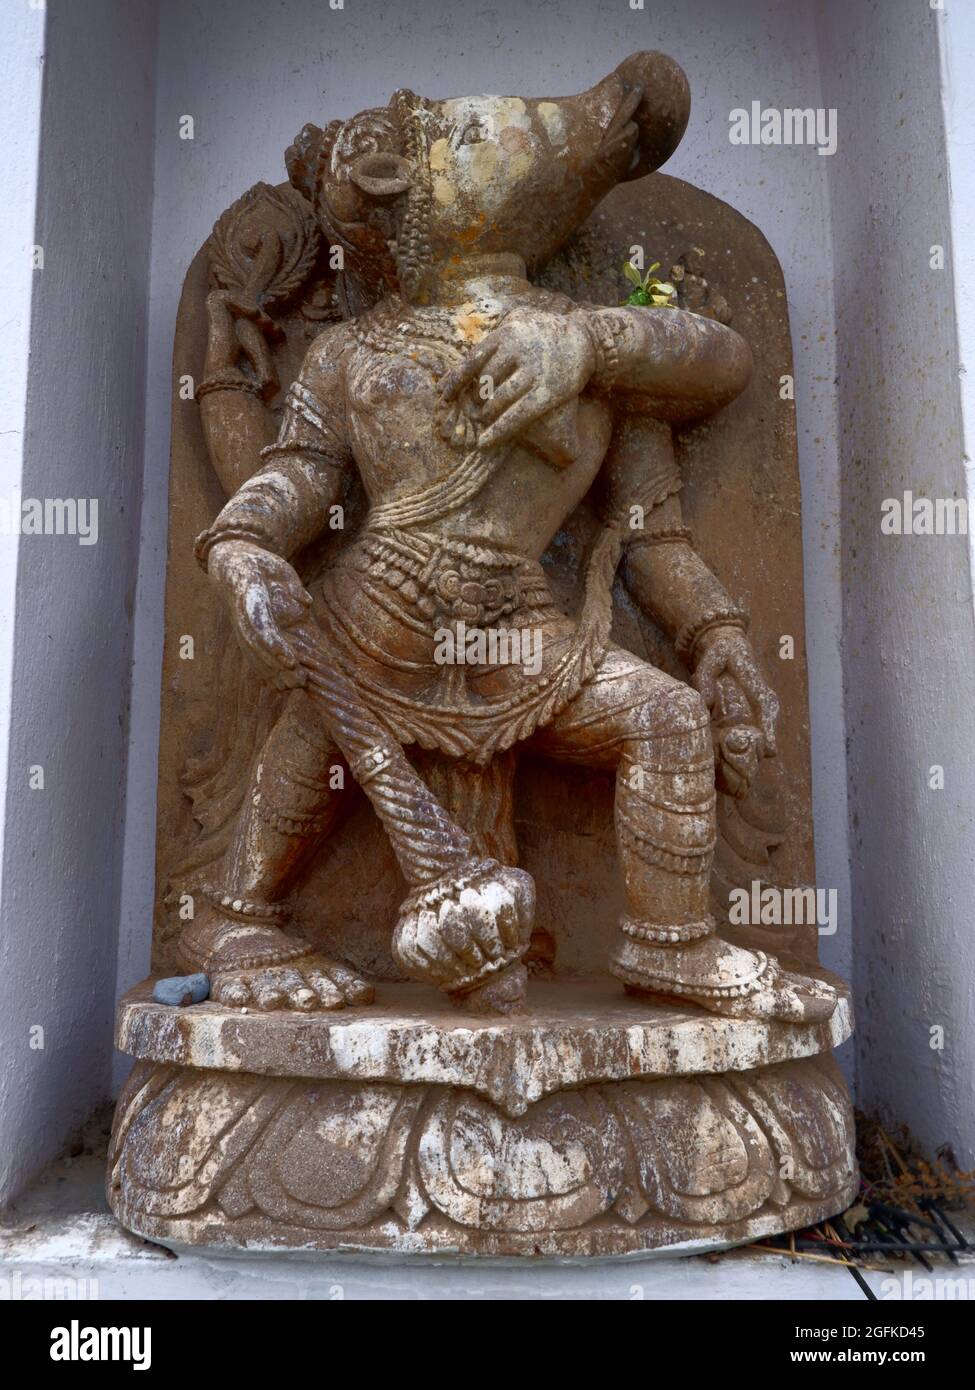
[108,978,856,1258]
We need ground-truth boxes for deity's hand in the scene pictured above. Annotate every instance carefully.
[207,539,313,689]
[691,626,779,797]
[438,308,596,452]
[204,288,279,398]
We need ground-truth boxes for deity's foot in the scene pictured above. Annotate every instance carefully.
[177,900,374,1012]
[392,858,534,1013]
[610,924,836,1023]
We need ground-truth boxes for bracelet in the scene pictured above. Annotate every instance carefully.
[259,442,347,474]
[581,311,627,389]
[196,371,263,402]
[626,526,693,550]
[193,523,281,570]
[674,608,749,663]
[348,744,394,785]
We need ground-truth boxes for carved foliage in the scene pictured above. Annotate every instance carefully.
[208,182,321,311]
[109,1058,855,1246]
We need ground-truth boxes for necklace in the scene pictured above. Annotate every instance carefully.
[352,294,507,356]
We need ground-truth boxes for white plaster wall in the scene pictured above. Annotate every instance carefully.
[941,4,975,1156]
[0,0,45,909]
[116,0,854,1086]
[0,0,158,1202]
[941,4,975,585]
[817,0,975,1162]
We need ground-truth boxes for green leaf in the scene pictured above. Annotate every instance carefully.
[623,261,644,287]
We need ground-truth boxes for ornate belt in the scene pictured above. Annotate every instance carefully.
[344,528,553,628]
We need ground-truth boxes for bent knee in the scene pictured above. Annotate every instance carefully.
[626,674,709,741]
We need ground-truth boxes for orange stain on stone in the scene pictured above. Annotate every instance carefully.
[455,308,494,342]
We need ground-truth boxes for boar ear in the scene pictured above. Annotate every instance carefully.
[285,122,325,202]
[350,152,413,198]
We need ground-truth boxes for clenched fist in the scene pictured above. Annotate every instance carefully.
[393,859,535,996]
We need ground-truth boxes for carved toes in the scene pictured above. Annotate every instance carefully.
[292,987,319,1011]
[319,958,375,1005]
[305,970,344,1009]
[709,968,838,1023]
[271,967,318,1011]
[249,974,290,1011]
[214,978,250,1008]
[209,956,375,1013]
[769,971,838,1023]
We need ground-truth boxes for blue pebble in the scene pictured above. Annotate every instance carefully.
[152,973,210,1007]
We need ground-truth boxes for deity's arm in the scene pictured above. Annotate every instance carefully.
[582,306,752,421]
[195,323,355,569]
[604,414,749,663]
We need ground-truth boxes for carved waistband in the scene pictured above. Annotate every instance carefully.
[361,526,536,573]
[341,528,554,629]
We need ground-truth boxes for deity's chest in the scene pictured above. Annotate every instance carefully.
[346,339,456,450]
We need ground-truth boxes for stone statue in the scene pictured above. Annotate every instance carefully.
[109,53,856,1257]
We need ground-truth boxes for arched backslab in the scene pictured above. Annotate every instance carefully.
[153,171,815,981]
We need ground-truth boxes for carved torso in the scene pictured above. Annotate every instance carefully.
[344,290,615,559]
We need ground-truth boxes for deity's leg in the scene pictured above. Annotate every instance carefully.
[531,649,836,1021]
[224,688,346,899]
[177,688,374,1011]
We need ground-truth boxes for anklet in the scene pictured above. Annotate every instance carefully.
[613,951,772,998]
[199,884,291,924]
[621,916,714,944]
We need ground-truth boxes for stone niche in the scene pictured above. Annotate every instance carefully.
[109,58,855,1257]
